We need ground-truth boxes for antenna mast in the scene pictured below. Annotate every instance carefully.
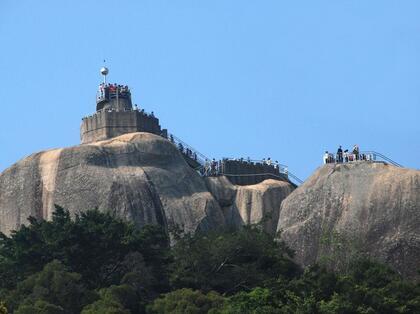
[100,60,109,84]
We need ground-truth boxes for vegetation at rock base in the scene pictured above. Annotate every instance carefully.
[169,225,299,294]
[0,207,418,313]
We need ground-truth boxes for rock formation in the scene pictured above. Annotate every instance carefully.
[4,130,418,278]
[0,132,295,236]
[277,162,420,279]
[206,177,294,235]
[0,133,225,235]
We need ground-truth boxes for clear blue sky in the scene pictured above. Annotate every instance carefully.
[0,0,419,180]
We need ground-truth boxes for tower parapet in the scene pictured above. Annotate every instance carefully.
[96,83,132,111]
[80,68,164,144]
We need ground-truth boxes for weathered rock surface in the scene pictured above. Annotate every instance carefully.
[277,162,420,279]
[0,133,226,235]
[3,131,418,279]
[206,177,294,235]
[0,132,295,237]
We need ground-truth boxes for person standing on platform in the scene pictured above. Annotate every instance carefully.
[323,151,329,164]
[211,158,217,176]
[353,144,359,161]
[337,145,343,163]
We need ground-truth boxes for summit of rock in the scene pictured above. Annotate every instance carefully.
[0,133,225,234]
[0,132,295,236]
[277,161,420,279]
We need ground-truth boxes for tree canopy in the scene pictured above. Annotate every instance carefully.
[0,207,418,313]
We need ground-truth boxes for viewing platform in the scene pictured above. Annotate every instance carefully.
[323,151,402,167]
[164,132,302,186]
[80,67,166,144]
[211,158,289,185]
[96,83,132,111]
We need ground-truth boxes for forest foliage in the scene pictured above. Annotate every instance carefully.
[0,207,418,313]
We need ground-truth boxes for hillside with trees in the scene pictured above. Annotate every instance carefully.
[0,207,418,313]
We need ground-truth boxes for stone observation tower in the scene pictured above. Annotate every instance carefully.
[79,67,300,186]
[81,67,166,144]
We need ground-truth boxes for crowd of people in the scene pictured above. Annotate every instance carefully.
[229,157,283,169]
[201,157,285,177]
[168,134,286,177]
[97,83,131,101]
[171,138,198,162]
[133,105,155,117]
[90,105,156,119]
[204,159,219,176]
[324,145,373,164]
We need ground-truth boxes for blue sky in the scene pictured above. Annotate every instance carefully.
[0,0,419,180]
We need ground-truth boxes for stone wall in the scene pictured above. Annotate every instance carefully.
[97,97,132,111]
[81,110,162,144]
[220,160,288,185]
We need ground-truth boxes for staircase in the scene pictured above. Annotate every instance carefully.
[166,133,304,186]
[167,133,211,170]
[361,151,403,167]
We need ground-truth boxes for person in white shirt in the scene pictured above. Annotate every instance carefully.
[344,150,349,162]
[323,151,329,164]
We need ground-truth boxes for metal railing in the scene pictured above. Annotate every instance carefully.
[164,133,305,185]
[323,151,403,168]
[167,133,211,167]
[361,151,403,167]
[287,171,304,185]
[220,157,289,175]
[221,171,303,186]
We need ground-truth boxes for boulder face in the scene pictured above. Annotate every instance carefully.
[0,132,295,237]
[0,133,226,235]
[277,162,420,279]
[205,177,294,235]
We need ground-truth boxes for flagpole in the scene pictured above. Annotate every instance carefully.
[116,85,119,110]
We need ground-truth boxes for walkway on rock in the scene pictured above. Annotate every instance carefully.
[325,150,403,168]
[166,132,304,186]
[167,132,404,187]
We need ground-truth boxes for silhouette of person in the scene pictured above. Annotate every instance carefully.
[337,145,343,163]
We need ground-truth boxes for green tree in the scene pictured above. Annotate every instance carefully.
[0,207,170,291]
[318,293,356,314]
[334,258,420,313]
[15,300,65,314]
[1,207,419,313]
[0,301,7,314]
[170,226,300,294]
[81,299,129,314]
[81,285,138,314]
[283,264,339,304]
[289,258,420,314]
[147,288,225,314]
[222,287,280,314]
[5,260,95,314]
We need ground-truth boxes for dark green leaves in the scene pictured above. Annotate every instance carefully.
[170,226,300,294]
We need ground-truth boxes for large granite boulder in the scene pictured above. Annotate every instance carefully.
[206,177,294,235]
[0,133,226,235]
[277,162,420,279]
